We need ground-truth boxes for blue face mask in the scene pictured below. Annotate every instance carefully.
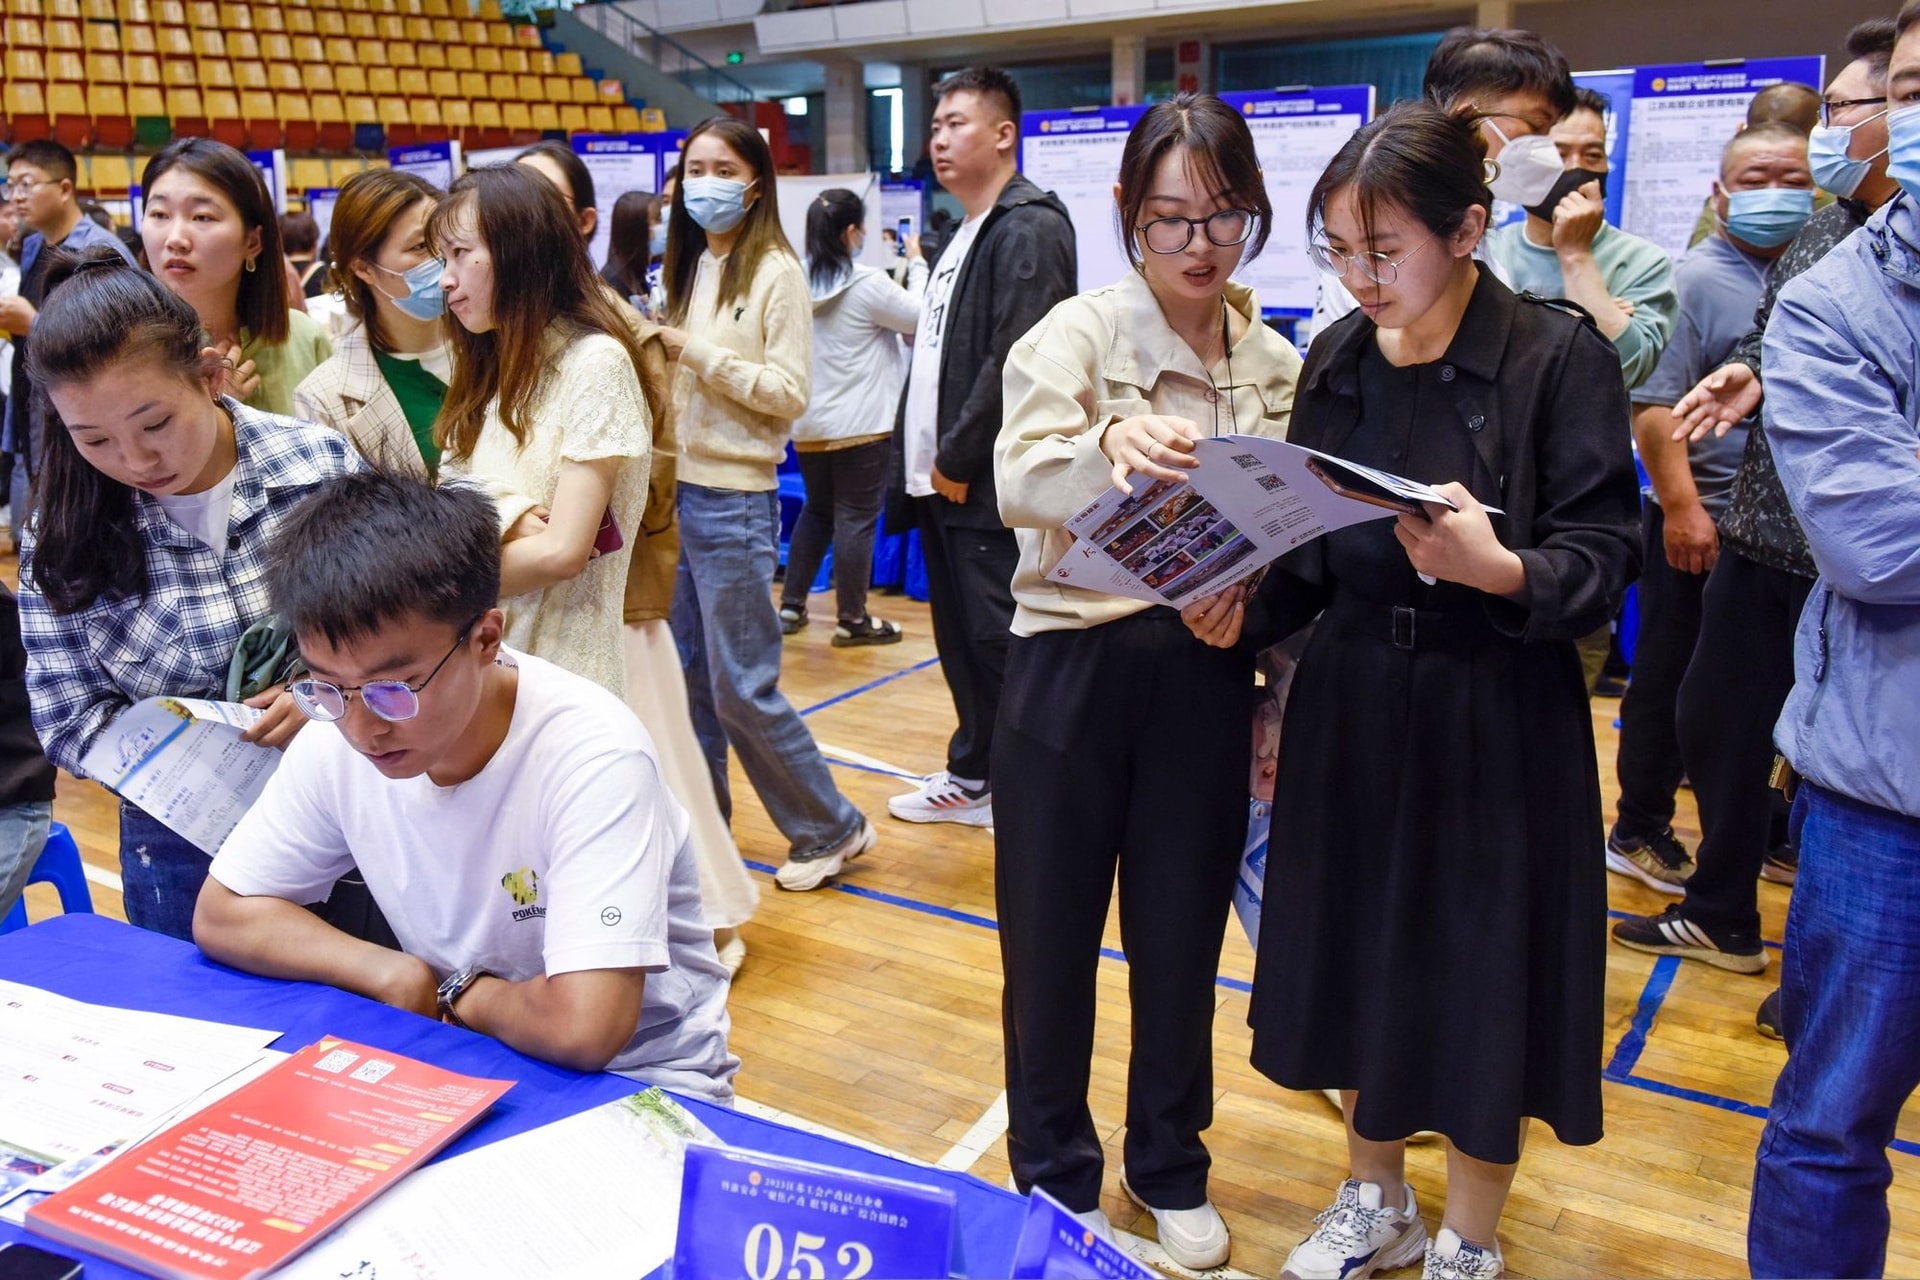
[373,256,446,321]
[682,176,757,235]
[1809,113,1887,199]
[649,224,668,258]
[1888,105,1920,199]
[1721,186,1815,248]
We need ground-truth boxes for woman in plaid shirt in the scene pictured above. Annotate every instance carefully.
[15,248,358,939]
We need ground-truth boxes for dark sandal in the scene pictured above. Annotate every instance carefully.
[831,616,903,647]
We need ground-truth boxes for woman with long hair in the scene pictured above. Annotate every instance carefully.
[15,249,357,940]
[430,163,651,701]
[603,189,657,304]
[1184,102,1639,1278]
[293,169,449,476]
[776,188,923,646]
[993,95,1301,1269]
[655,116,873,892]
[140,139,333,416]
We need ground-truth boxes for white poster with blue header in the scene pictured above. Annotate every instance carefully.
[572,133,661,268]
[245,149,288,216]
[1019,106,1145,294]
[1219,86,1374,320]
[305,187,342,247]
[1613,57,1824,258]
[388,139,464,195]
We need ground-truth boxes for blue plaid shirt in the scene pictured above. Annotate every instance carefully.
[17,400,361,777]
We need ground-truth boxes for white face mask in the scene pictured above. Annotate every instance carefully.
[1483,121,1566,208]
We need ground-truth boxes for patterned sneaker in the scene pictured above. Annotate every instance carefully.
[1611,904,1767,974]
[1281,1179,1426,1280]
[1605,824,1695,895]
[886,771,993,828]
[1424,1228,1503,1279]
[774,820,877,892]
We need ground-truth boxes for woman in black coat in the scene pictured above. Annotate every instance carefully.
[1185,102,1640,1280]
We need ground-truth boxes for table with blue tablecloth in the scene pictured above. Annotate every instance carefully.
[0,914,1025,1277]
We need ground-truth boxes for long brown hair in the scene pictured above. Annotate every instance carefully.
[426,163,648,460]
[326,168,444,355]
[663,116,795,324]
[141,138,292,344]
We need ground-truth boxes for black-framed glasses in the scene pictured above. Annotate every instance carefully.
[1823,97,1887,126]
[1307,229,1439,286]
[1136,208,1258,255]
[289,625,475,723]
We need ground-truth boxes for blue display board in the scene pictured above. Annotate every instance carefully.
[245,148,288,216]
[572,133,666,267]
[1572,69,1636,229]
[305,187,342,247]
[388,140,463,194]
[1018,106,1146,294]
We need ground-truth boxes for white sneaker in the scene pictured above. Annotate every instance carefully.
[1120,1176,1229,1270]
[1076,1206,1114,1243]
[1282,1179,1427,1280]
[774,820,876,892]
[886,771,994,827]
[1423,1228,1503,1279]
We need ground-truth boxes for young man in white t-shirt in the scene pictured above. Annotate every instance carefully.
[193,472,737,1103]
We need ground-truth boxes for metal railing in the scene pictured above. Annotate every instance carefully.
[571,1,759,105]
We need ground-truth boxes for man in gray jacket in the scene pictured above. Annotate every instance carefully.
[890,66,1076,830]
[1745,8,1920,1274]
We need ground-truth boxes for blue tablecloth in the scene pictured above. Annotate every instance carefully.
[0,915,1025,1277]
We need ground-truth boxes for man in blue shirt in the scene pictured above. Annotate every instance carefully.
[0,139,137,547]
[1745,6,1920,1274]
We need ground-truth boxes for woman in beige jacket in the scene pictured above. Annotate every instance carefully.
[293,169,449,475]
[991,95,1301,1271]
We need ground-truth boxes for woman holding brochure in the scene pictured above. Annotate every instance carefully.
[992,94,1301,1271]
[1182,102,1639,1280]
[14,249,358,941]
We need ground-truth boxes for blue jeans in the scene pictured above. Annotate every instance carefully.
[1750,783,1920,1278]
[119,802,213,941]
[670,482,861,858]
[0,800,53,922]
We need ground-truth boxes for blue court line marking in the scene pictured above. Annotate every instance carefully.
[1605,955,1679,1078]
[799,656,942,718]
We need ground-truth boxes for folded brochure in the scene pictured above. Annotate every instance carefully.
[78,697,281,855]
[27,1037,511,1279]
[1047,434,1499,610]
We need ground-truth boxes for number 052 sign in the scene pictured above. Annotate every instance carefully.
[673,1144,961,1280]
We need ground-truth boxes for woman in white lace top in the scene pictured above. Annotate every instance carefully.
[429,164,653,697]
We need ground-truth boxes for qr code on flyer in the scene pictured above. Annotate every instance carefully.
[314,1049,360,1074]
[1230,453,1262,470]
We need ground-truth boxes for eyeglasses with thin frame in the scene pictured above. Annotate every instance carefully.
[1307,229,1441,287]
[1136,208,1258,255]
[289,625,475,724]
[1822,97,1888,127]
[6,177,40,200]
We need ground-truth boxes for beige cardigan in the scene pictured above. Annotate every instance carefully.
[672,248,812,492]
[292,322,433,476]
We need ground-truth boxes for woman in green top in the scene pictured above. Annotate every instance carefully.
[292,169,449,474]
[141,139,333,418]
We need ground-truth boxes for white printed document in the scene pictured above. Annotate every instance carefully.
[80,696,280,853]
[1048,435,1493,609]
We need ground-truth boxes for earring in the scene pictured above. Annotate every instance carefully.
[244,255,257,273]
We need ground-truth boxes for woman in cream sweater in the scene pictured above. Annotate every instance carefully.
[656,116,874,894]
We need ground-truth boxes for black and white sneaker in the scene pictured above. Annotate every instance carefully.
[1606,824,1695,895]
[1612,904,1767,973]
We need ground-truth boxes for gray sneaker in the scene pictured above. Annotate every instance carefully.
[774,819,877,892]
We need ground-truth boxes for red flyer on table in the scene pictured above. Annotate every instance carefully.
[25,1037,512,1278]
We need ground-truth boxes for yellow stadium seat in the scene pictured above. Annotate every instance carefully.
[528,49,553,75]
[472,97,502,131]
[286,9,312,32]
[456,69,486,100]
[278,89,314,148]
[225,29,256,57]
[4,16,44,46]
[315,9,344,36]
[387,38,416,67]
[123,22,156,50]
[5,48,48,81]
[343,92,375,122]
[46,48,84,78]
[196,57,232,86]
[328,156,366,182]
[529,101,558,132]
[415,41,443,69]
[4,83,51,143]
[375,12,400,38]
[128,81,165,115]
[186,0,213,25]
[156,24,195,58]
[240,87,277,146]
[614,105,643,133]
[557,103,585,133]
[445,44,472,71]
[500,47,526,74]
[266,60,298,89]
[419,0,447,15]
[429,15,457,44]
[303,63,334,91]
[311,90,349,148]
[439,95,468,130]
[542,75,568,102]
[85,50,122,79]
[458,18,484,44]
[289,34,321,62]
[155,0,184,22]
[486,71,515,100]
[571,78,598,105]
[411,95,443,140]
[117,0,152,20]
[396,66,426,96]
[366,64,396,94]
[50,81,91,147]
[89,152,133,191]
[45,17,82,46]
[472,45,501,73]
[189,26,223,56]
[202,84,240,141]
[502,100,534,143]
[162,55,197,84]
[124,51,160,82]
[83,20,119,49]
[219,1,250,28]
[82,0,116,18]
[476,0,499,17]
[322,35,352,63]
[233,58,265,87]
[515,73,541,100]
[333,63,365,93]
[259,30,289,59]
[343,10,370,36]
[354,37,386,65]
[487,23,513,47]
[584,104,613,132]
[290,157,327,190]
[597,78,623,100]
[514,23,539,48]
[253,1,281,29]
[555,52,581,76]
[163,83,203,125]
[427,68,456,97]
[402,14,427,40]
[49,0,82,16]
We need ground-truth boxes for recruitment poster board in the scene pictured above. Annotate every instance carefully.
[1019,106,1146,294]
[1219,86,1374,318]
[1607,57,1825,258]
[306,187,341,247]
[572,133,664,268]
[245,148,288,216]
[389,140,463,193]
[1572,69,1635,229]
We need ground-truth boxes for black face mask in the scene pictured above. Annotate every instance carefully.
[1524,168,1607,222]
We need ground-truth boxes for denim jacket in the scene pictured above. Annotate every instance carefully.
[1762,192,1920,819]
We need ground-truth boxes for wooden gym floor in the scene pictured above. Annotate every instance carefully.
[13,564,1920,1278]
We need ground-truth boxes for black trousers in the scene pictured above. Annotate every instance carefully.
[914,496,1018,783]
[1616,503,1709,837]
[993,610,1251,1212]
[1675,549,1814,935]
[781,439,891,626]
